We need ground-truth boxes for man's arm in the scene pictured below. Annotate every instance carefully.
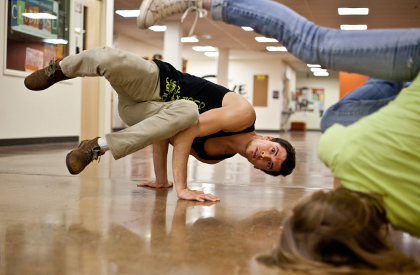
[171,92,256,201]
[194,92,256,136]
[137,139,173,188]
[172,125,219,201]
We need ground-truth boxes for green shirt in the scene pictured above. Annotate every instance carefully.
[318,73,420,237]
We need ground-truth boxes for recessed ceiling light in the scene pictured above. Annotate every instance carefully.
[307,64,321,68]
[181,37,199,43]
[313,72,329,77]
[266,46,287,52]
[115,10,140,17]
[149,25,167,32]
[340,24,368,30]
[43,39,68,44]
[205,52,219,57]
[193,46,216,52]
[22,13,57,19]
[338,8,369,15]
[255,37,279,43]
[310,68,327,72]
[242,26,254,31]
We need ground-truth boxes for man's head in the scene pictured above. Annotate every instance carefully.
[245,136,296,176]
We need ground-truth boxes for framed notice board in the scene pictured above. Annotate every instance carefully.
[253,75,268,107]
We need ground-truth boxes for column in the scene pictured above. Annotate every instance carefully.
[163,22,183,71]
[217,48,229,87]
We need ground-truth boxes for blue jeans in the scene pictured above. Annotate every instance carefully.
[211,0,420,81]
[211,0,420,129]
[319,79,403,132]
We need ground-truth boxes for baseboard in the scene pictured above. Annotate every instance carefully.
[0,136,79,147]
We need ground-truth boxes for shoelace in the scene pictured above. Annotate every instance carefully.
[85,147,102,164]
[44,59,58,79]
[181,6,208,37]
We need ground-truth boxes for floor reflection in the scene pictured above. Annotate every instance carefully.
[2,185,294,274]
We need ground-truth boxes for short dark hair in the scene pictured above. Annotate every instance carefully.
[263,138,296,177]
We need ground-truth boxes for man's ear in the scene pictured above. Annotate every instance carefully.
[262,136,274,141]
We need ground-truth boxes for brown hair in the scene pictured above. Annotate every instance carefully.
[257,188,420,273]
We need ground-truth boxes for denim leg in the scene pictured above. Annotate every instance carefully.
[319,79,403,132]
[211,0,420,82]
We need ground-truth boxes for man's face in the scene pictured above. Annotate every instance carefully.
[245,136,287,172]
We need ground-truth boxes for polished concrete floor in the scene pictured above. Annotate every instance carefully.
[0,131,419,275]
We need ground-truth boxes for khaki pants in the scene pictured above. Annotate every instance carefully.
[61,47,199,159]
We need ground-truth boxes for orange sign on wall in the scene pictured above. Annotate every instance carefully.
[339,72,369,99]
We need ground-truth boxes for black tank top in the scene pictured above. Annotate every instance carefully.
[154,60,230,113]
[154,60,255,161]
[191,123,255,161]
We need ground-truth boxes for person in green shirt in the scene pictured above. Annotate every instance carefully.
[267,74,420,273]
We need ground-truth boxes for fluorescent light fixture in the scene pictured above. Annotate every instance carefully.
[266,46,287,52]
[340,24,368,30]
[115,10,140,17]
[193,46,216,52]
[338,8,369,15]
[242,26,254,31]
[181,37,199,43]
[22,13,57,19]
[307,64,321,68]
[205,52,219,57]
[149,25,167,32]
[255,37,279,43]
[43,39,68,44]
[310,68,327,72]
[313,71,330,76]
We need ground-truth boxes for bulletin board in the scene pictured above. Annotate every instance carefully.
[5,0,70,73]
[293,87,325,116]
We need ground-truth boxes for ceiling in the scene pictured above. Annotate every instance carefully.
[113,0,420,73]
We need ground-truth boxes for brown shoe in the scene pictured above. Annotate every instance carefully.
[24,59,71,91]
[66,137,104,175]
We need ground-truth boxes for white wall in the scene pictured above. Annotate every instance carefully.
[0,1,82,140]
[291,73,340,130]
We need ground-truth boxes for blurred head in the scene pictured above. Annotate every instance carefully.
[257,188,420,273]
[245,136,295,177]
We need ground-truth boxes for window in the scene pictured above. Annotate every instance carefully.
[6,0,70,72]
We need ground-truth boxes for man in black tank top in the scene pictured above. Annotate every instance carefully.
[24,47,296,202]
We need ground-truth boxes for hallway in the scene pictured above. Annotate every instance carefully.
[0,131,419,274]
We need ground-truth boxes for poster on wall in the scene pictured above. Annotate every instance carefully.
[293,88,325,116]
[10,0,59,39]
[25,47,43,71]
